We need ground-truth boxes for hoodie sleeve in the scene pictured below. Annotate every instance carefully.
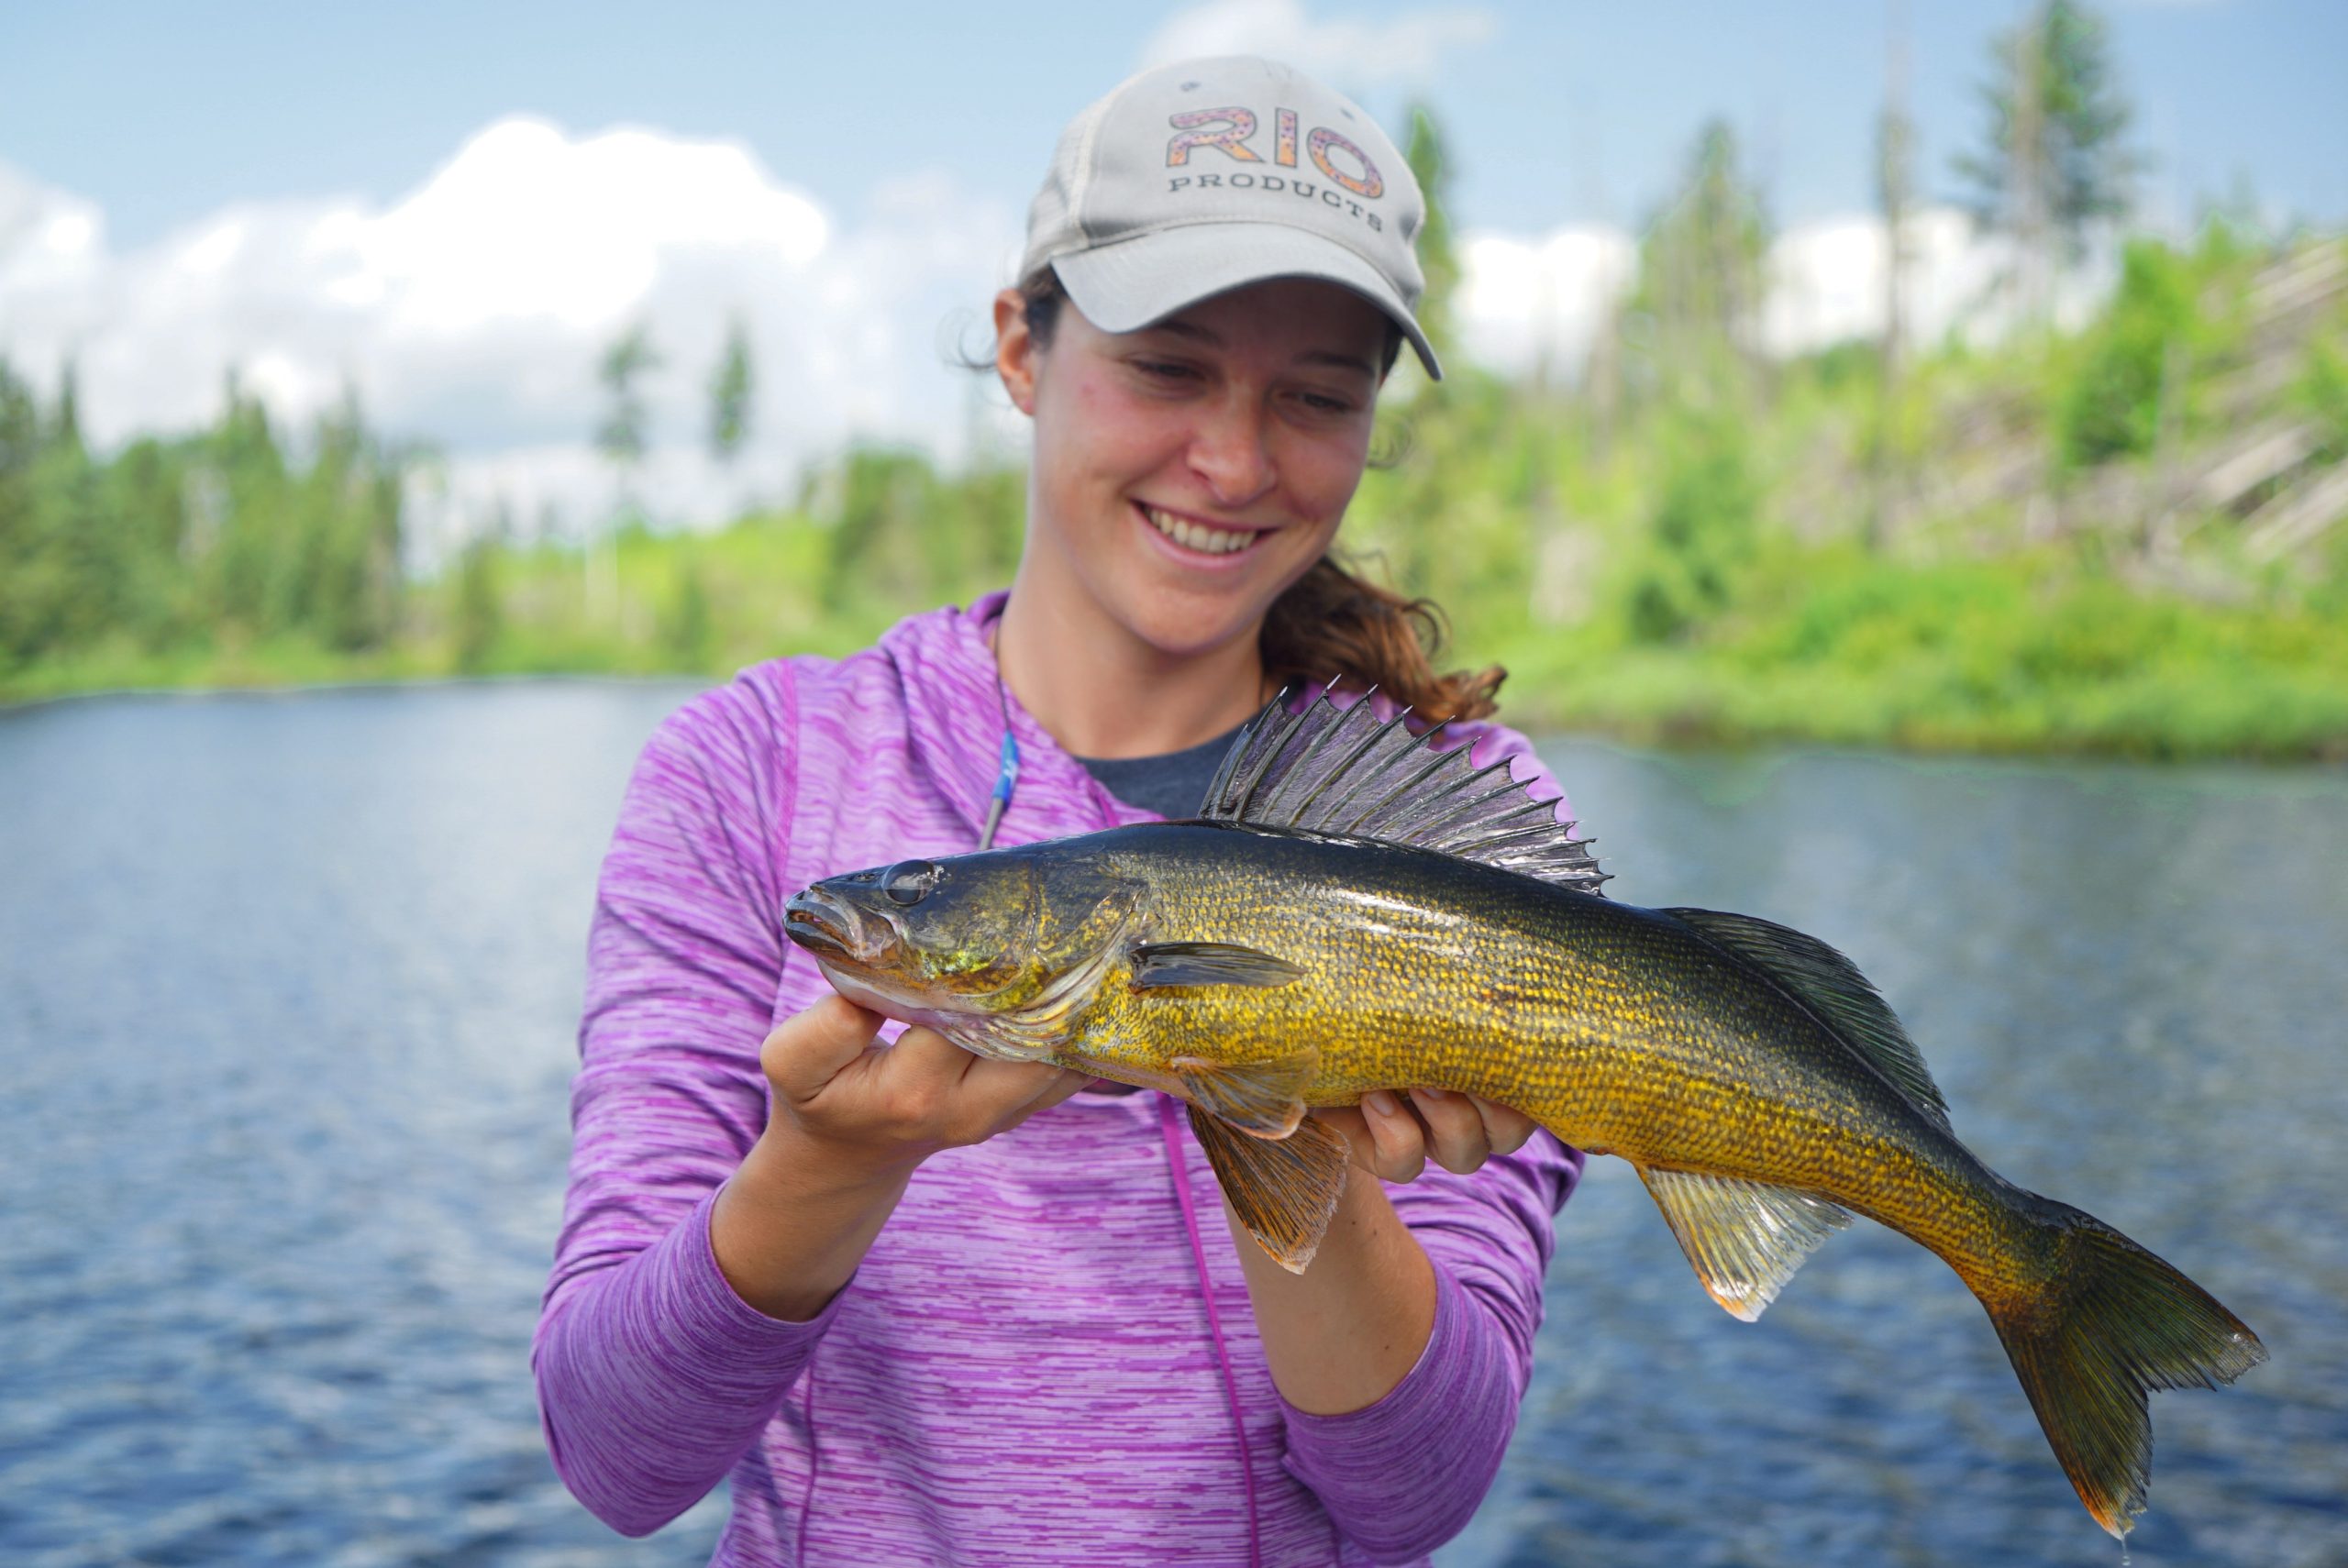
[1278,1137,1582,1562]
[1279,722,1588,1563]
[532,672,831,1537]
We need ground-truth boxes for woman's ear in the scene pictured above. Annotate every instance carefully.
[993,289,1039,416]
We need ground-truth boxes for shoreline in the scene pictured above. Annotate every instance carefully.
[9,665,2343,767]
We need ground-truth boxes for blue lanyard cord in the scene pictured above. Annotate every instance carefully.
[979,644,1021,851]
[978,728,1020,850]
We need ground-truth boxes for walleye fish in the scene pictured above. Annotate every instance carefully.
[782,689,2265,1539]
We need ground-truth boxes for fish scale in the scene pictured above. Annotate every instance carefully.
[1066,823,2033,1286]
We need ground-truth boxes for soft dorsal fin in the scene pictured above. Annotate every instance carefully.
[1201,686,1610,894]
[1663,907,1952,1130]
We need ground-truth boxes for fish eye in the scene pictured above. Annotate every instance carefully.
[881,859,946,907]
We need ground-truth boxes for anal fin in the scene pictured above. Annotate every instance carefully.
[1189,1105,1351,1274]
[1639,1167,1852,1322]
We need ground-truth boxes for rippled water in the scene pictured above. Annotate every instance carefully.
[1,683,2340,1567]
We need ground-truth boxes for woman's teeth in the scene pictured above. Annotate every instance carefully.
[1142,504,1257,556]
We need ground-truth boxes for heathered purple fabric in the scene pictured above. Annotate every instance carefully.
[534,591,1587,1566]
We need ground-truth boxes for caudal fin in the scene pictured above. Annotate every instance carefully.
[1987,1205,2265,1538]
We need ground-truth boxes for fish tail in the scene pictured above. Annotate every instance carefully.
[1981,1201,2265,1538]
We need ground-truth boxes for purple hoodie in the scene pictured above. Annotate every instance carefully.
[534,591,1585,1566]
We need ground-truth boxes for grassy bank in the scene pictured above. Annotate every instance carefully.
[15,529,2342,764]
[6,230,2345,761]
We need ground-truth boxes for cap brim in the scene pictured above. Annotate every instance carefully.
[1050,223,1442,381]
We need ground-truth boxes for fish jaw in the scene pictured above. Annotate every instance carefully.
[785,885,887,966]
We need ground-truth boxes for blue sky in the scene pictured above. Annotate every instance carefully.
[1,0,2339,547]
[6,0,2342,248]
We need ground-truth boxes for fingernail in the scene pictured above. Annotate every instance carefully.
[1412,1086,1448,1100]
[1365,1090,1400,1118]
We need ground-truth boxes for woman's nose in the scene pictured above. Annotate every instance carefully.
[1185,397,1276,507]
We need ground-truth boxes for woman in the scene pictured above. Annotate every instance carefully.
[535,55,1584,1567]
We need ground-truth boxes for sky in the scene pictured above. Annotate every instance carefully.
[2,0,2340,547]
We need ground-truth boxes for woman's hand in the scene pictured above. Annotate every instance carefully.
[713,994,1089,1320]
[1311,1088,1539,1184]
[757,992,1091,1182]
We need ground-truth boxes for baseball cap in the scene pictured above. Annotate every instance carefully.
[1019,56,1443,381]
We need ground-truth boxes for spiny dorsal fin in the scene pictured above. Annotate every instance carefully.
[1639,1166,1852,1321]
[1663,907,1952,1131]
[1201,685,1610,895]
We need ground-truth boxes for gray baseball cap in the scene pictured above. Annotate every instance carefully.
[1019,55,1442,381]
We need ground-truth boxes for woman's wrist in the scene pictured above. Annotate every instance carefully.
[1227,1164,1438,1415]
[711,1125,915,1321]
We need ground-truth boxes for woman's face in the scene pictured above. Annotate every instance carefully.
[995,277,1388,661]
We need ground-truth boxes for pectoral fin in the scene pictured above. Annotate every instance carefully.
[1130,942,1303,989]
[1639,1166,1852,1322]
[1188,1105,1351,1274]
[1169,1051,1318,1136]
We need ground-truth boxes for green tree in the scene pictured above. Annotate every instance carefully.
[820,447,939,607]
[1403,105,1461,365]
[1954,1,2141,318]
[1626,409,1760,644]
[2058,237,2193,467]
[709,315,756,466]
[453,530,503,673]
[1873,10,1919,547]
[593,323,661,616]
[1627,120,1770,403]
[596,322,660,477]
[664,551,715,668]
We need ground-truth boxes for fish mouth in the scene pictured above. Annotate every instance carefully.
[784,887,865,961]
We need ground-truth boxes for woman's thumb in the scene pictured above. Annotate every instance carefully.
[760,993,884,1100]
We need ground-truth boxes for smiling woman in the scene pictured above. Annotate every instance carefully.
[534,52,1584,1568]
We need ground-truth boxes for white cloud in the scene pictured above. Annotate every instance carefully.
[1140,0,1495,87]
[0,119,1024,552]
[3,118,2125,569]
[1760,205,2114,354]
[1456,226,1636,380]
[1456,204,2117,379]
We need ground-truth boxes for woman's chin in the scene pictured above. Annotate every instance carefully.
[1111,576,1291,661]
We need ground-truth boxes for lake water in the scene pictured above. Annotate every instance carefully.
[1,682,2341,1568]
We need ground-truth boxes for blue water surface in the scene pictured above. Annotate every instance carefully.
[0,682,2339,1567]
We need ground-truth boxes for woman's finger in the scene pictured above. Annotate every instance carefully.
[958,1054,1086,1119]
[1409,1086,1492,1174]
[1360,1090,1427,1183]
[1470,1096,1539,1158]
[990,1066,1096,1133]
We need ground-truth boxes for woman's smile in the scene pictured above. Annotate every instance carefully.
[1132,500,1276,565]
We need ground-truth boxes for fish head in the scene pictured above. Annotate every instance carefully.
[785,846,1142,1033]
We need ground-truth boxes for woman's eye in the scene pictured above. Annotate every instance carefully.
[1134,359,1197,381]
[881,860,946,906]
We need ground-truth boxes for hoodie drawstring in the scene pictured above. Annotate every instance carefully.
[1157,1092,1265,1568]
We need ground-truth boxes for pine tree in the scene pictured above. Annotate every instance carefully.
[709,315,755,467]
[1954,1,2142,320]
[592,323,661,618]
[1403,105,1460,366]
[1630,120,1771,402]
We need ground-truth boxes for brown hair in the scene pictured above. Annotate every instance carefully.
[1011,273,1504,724]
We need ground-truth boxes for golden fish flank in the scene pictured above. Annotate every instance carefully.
[783,688,2265,1543]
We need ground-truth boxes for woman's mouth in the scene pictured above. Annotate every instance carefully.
[1135,502,1268,558]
